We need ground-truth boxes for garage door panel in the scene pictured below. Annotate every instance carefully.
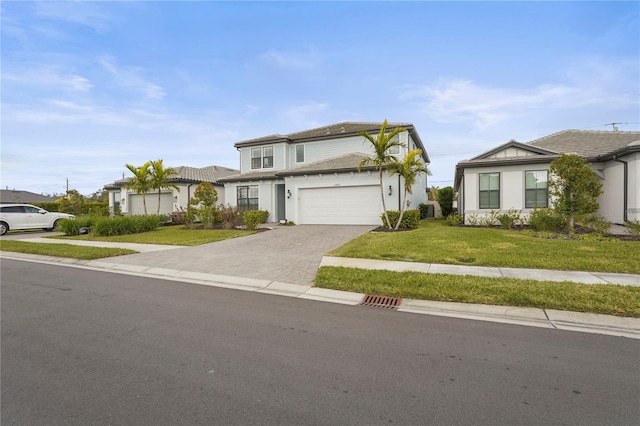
[129,193,173,215]
[298,185,381,225]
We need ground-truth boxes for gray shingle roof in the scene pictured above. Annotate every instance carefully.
[104,164,239,189]
[528,129,640,159]
[218,153,378,182]
[0,190,58,204]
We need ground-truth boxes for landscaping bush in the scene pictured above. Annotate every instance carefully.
[58,217,95,236]
[381,210,420,229]
[626,220,640,236]
[437,186,455,217]
[529,208,566,232]
[578,214,611,235]
[92,215,163,236]
[445,213,463,226]
[418,203,429,219]
[167,208,188,225]
[243,210,270,231]
[496,208,522,229]
[33,202,60,212]
[219,204,241,229]
[466,213,480,226]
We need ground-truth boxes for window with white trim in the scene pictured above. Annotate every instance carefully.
[251,148,261,170]
[237,185,258,210]
[296,145,305,163]
[479,173,500,209]
[525,170,548,208]
[251,146,274,169]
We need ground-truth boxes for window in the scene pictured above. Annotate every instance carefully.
[251,148,261,169]
[237,185,258,211]
[525,170,548,208]
[263,146,273,168]
[479,173,500,209]
[296,145,305,163]
[387,135,400,155]
[0,206,26,213]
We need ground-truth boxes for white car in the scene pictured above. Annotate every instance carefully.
[0,204,75,235]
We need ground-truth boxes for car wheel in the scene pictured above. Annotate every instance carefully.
[51,219,60,231]
[0,221,8,236]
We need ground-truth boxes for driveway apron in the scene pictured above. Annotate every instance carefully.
[97,225,373,285]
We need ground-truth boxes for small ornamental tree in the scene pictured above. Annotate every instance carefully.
[125,161,153,215]
[437,186,455,217]
[548,154,603,231]
[57,189,86,216]
[189,182,219,228]
[149,159,179,215]
[387,149,430,229]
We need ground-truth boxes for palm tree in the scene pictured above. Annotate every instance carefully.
[388,149,431,230]
[124,161,152,215]
[358,120,406,229]
[149,159,179,215]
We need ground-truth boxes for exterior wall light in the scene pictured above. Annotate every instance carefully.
[388,185,392,196]
[287,190,292,199]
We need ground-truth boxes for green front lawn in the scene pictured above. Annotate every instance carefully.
[0,240,137,260]
[316,266,640,317]
[329,220,640,274]
[52,226,255,246]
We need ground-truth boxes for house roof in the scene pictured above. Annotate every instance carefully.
[234,121,430,163]
[104,164,239,189]
[218,152,379,183]
[0,190,58,204]
[454,129,640,190]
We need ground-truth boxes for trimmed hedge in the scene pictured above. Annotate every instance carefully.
[92,215,163,236]
[381,210,420,229]
[243,210,269,231]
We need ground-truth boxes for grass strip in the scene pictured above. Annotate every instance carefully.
[329,220,640,274]
[316,266,640,318]
[51,226,255,246]
[0,240,137,260]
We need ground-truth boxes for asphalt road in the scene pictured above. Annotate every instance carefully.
[2,259,639,425]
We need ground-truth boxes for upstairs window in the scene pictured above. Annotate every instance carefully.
[525,170,548,208]
[479,173,500,209]
[263,147,273,168]
[296,145,305,163]
[251,148,261,169]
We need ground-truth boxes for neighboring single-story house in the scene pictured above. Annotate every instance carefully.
[104,165,239,216]
[218,121,430,225]
[0,189,58,204]
[454,129,640,225]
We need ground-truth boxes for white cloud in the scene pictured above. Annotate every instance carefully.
[32,1,112,31]
[279,101,330,129]
[99,56,166,100]
[260,47,320,71]
[2,68,93,92]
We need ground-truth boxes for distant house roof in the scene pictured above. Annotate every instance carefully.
[454,129,640,189]
[104,165,239,190]
[0,190,58,204]
[218,153,378,183]
[234,121,430,164]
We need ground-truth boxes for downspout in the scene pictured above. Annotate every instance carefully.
[398,174,401,210]
[187,184,194,207]
[613,156,628,222]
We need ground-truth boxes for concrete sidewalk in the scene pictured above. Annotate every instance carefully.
[1,250,639,340]
[14,237,183,253]
[320,256,640,286]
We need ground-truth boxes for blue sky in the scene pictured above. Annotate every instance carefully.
[2,1,639,196]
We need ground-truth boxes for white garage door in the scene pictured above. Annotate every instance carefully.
[298,185,382,225]
[129,193,173,215]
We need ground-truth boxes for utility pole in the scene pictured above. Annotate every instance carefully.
[604,122,627,131]
[66,178,69,193]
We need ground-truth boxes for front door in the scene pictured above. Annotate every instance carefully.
[276,184,286,221]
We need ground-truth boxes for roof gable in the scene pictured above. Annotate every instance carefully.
[470,140,557,161]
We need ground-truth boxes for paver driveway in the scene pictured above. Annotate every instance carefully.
[98,225,373,285]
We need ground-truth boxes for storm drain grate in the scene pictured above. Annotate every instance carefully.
[360,294,401,309]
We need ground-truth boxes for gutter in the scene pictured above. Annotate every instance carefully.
[613,156,628,222]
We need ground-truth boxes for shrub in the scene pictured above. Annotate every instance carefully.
[219,205,241,230]
[33,202,60,212]
[578,214,610,235]
[58,217,95,236]
[418,203,429,219]
[381,210,420,229]
[626,220,640,236]
[445,213,463,226]
[529,208,566,232]
[243,210,269,231]
[167,208,188,225]
[92,215,162,236]
[466,214,480,226]
[437,186,455,217]
[496,208,522,229]
[189,183,220,228]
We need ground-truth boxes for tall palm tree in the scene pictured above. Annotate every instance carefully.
[358,120,406,228]
[124,161,152,215]
[149,159,179,215]
[388,149,431,230]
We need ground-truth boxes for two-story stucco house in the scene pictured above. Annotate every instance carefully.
[218,121,431,225]
[454,129,640,225]
[104,165,239,216]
